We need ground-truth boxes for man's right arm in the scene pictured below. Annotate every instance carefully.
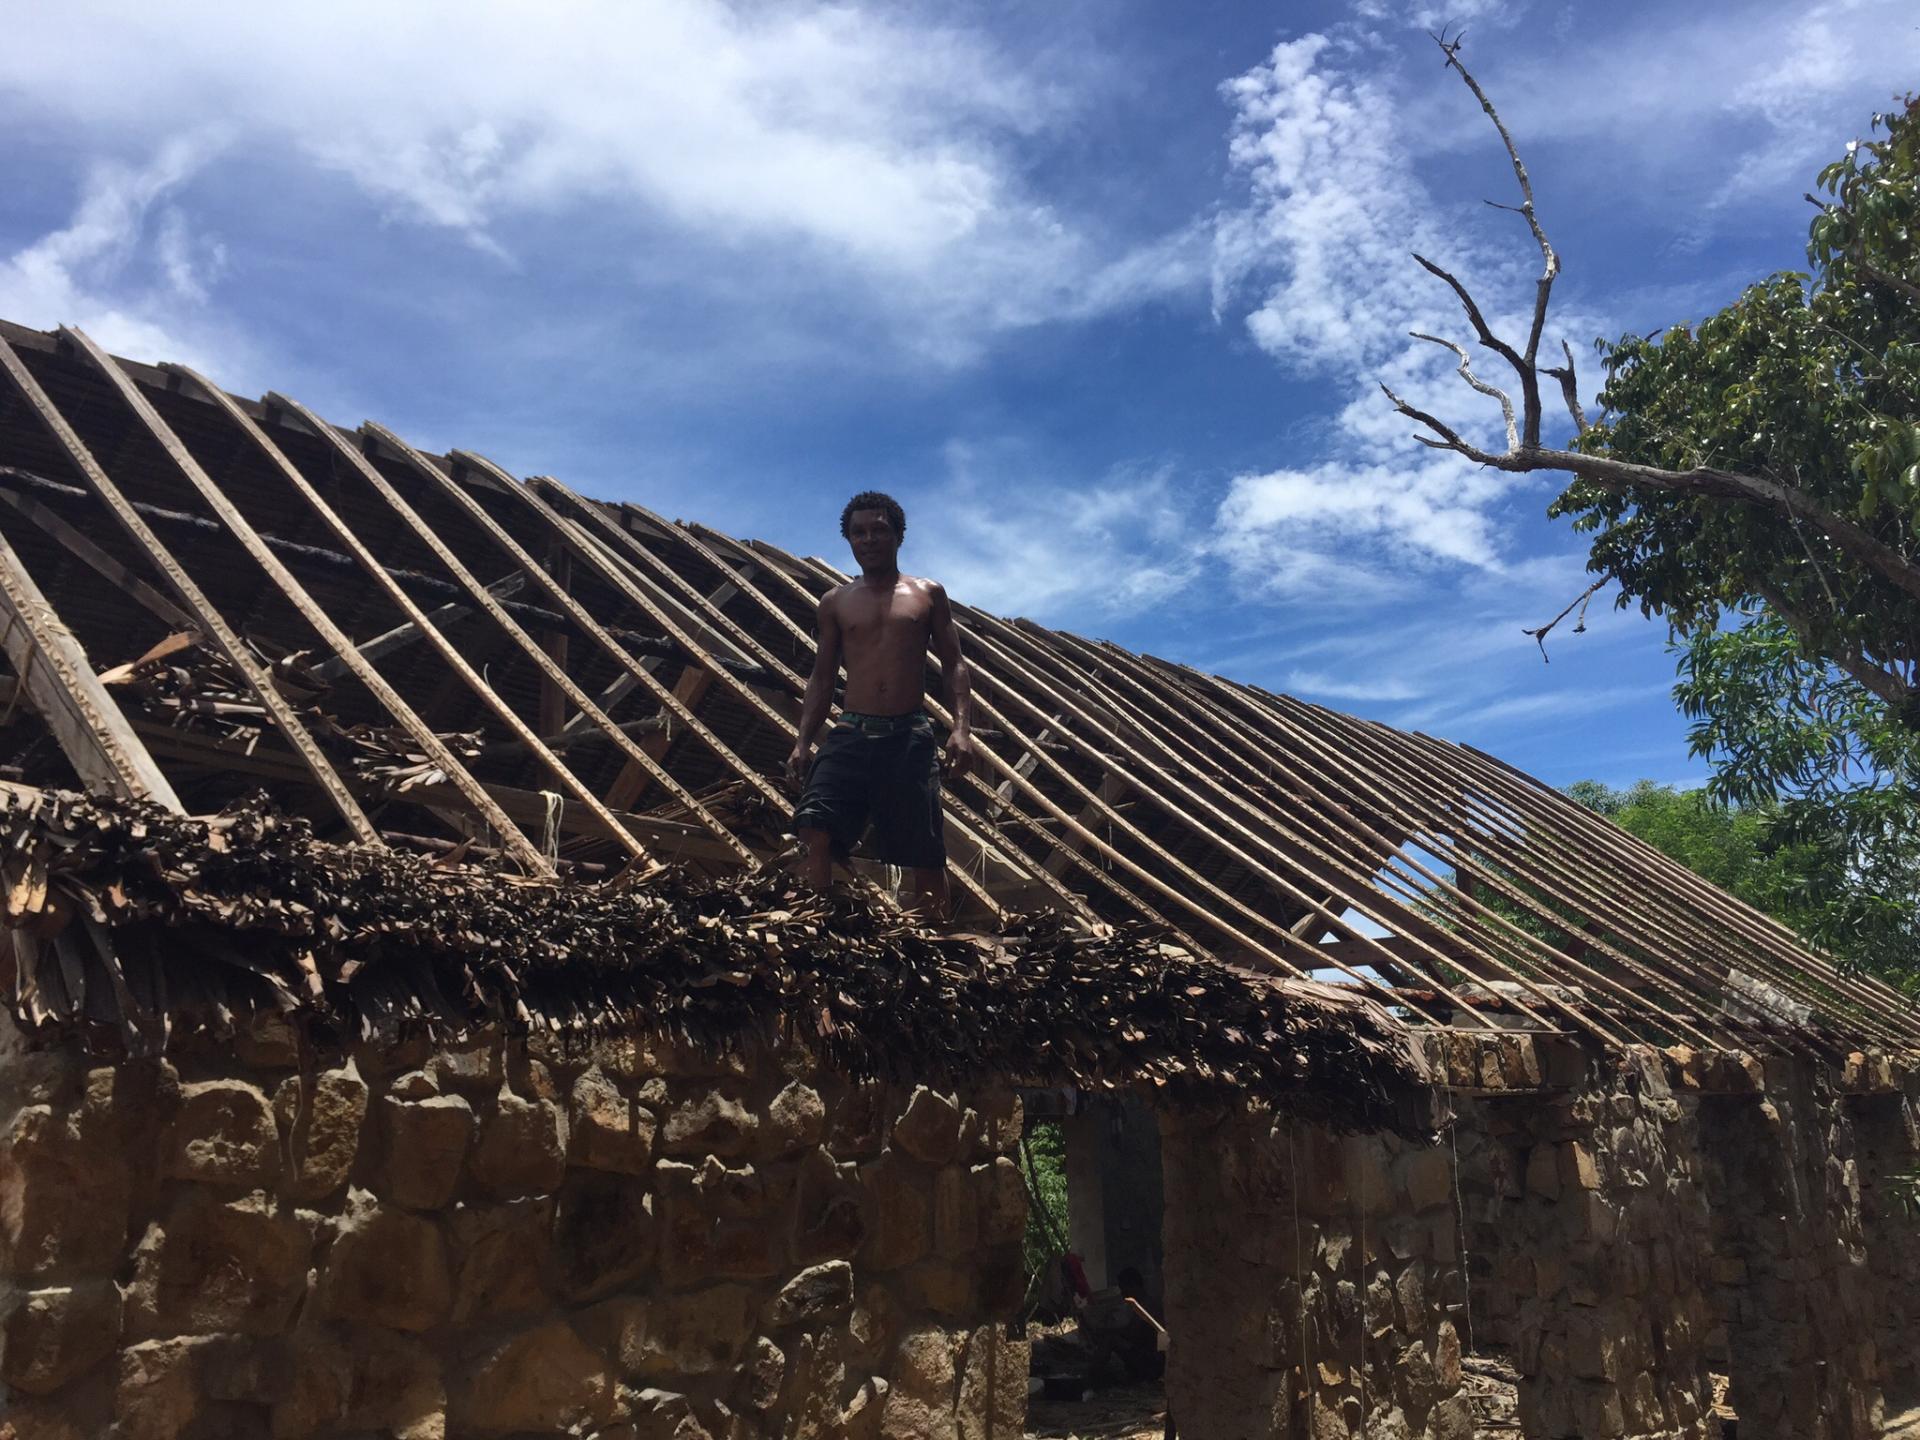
[787,593,842,781]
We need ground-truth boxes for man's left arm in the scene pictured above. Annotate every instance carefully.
[928,582,974,779]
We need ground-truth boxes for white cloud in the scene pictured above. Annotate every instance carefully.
[1352,0,1519,31]
[1398,0,1920,225]
[1286,669,1425,702]
[903,444,1206,624]
[0,0,1200,363]
[0,134,239,369]
[1208,26,1610,590]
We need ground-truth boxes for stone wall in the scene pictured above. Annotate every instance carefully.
[1439,1038,1917,1440]
[0,1013,1030,1439]
[1157,1034,1920,1440]
[1454,1043,1718,1439]
[1159,1105,1472,1440]
[1855,1087,1920,1405]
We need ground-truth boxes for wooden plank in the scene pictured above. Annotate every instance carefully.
[606,666,711,810]
[0,330,379,843]
[0,526,182,807]
[537,540,571,738]
[0,485,201,634]
[61,338,546,868]
[308,571,526,682]
[325,420,754,864]
[1042,772,1131,877]
[534,479,799,684]
[122,715,752,866]
[258,394,745,866]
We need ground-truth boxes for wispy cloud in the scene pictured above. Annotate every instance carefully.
[1206,30,1606,593]
[904,442,1207,625]
[1286,669,1425,703]
[0,133,241,371]
[1,0,1202,365]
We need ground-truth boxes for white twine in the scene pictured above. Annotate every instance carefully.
[538,789,563,863]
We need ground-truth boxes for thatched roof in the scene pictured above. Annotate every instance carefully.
[0,785,1431,1136]
[0,317,1910,1058]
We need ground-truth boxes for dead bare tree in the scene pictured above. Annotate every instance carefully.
[1385,33,1920,649]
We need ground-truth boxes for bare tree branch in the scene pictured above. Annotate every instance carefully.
[1385,38,1920,626]
[1434,28,1558,445]
[1410,331,1518,449]
[1522,576,1608,662]
[1540,339,1589,433]
[1411,254,1529,384]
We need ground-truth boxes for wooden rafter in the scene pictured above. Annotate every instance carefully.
[0,318,1913,1053]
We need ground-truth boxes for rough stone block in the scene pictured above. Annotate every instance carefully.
[1401,1147,1452,1213]
[973,1087,1022,1158]
[275,1062,369,1202]
[893,1087,964,1165]
[792,1147,865,1265]
[161,1078,281,1187]
[469,1090,567,1197]
[860,1152,930,1271]
[1524,1144,1560,1200]
[763,1080,826,1158]
[553,1170,656,1302]
[453,1320,616,1435]
[450,1198,553,1323]
[321,1189,452,1332]
[881,1326,959,1439]
[1560,1141,1602,1192]
[584,1284,755,1376]
[381,1093,474,1209]
[428,1038,501,1094]
[126,1188,310,1338]
[898,1260,977,1318]
[0,1281,121,1393]
[114,1337,212,1440]
[974,1156,1025,1248]
[933,1165,979,1259]
[663,1087,757,1157]
[780,1330,848,1440]
[571,1065,658,1174]
[763,1260,854,1329]
[0,1104,130,1277]
[829,1082,892,1160]
[743,1335,786,1412]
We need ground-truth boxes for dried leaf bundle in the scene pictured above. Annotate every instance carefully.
[0,786,1431,1136]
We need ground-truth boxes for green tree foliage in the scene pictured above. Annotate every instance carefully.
[1557,96,1920,719]
[1021,1120,1070,1281]
[1549,99,1920,986]
[1564,777,1828,932]
[1391,48,1920,983]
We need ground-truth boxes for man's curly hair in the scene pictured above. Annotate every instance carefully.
[840,490,906,540]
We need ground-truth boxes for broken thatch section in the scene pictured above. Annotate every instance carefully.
[0,786,1432,1136]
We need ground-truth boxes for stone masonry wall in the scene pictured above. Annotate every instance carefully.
[1442,1038,1912,1440]
[1455,1043,1718,1440]
[1694,1056,1884,1440]
[1854,1086,1920,1405]
[1160,1104,1472,1440]
[0,1011,1030,1439]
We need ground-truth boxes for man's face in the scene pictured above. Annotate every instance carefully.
[846,509,900,570]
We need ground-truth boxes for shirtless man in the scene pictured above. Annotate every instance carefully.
[786,491,974,919]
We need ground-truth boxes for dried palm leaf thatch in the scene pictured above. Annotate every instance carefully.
[0,784,1433,1136]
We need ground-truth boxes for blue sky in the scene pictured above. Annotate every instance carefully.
[3,0,1916,791]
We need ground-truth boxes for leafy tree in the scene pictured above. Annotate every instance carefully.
[1021,1120,1070,1282]
[1383,37,1920,984]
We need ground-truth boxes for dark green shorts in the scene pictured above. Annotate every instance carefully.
[794,711,946,869]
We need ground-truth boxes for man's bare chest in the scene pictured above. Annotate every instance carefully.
[838,591,932,645]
